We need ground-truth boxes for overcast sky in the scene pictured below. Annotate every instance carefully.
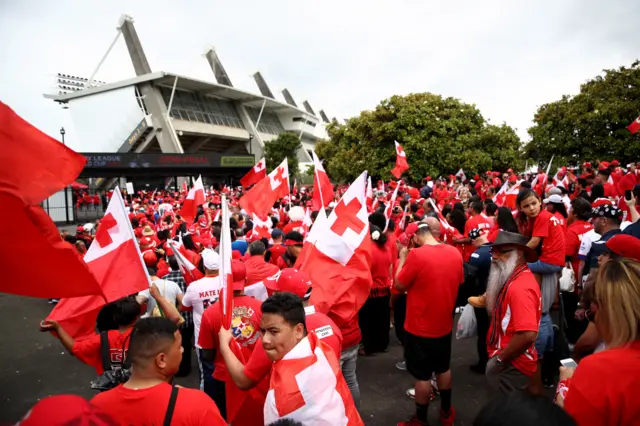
[1,0,638,147]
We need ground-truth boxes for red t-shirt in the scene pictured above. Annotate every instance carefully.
[370,242,392,290]
[91,382,225,425]
[244,256,280,285]
[487,266,541,376]
[564,341,640,426]
[465,214,492,237]
[565,220,593,276]
[72,328,133,374]
[446,228,473,262]
[553,211,567,233]
[532,209,566,267]
[268,244,286,266]
[397,244,464,337]
[198,296,263,381]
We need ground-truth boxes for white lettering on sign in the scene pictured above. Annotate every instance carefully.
[314,325,333,339]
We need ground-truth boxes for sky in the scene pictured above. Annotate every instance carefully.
[1,0,639,147]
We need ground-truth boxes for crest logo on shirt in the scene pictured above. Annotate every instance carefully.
[231,306,259,347]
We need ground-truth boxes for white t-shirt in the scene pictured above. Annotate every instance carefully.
[182,276,222,347]
[578,229,601,259]
[138,279,183,318]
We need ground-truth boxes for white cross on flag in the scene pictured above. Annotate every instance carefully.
[296,171,372,338]
[240,157,267,188]
[181,175,206,223]
[455,168,466,182]
[391,140,409,178]
[252,213,273,239]
[239,158,289,216]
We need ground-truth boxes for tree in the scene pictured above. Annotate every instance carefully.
[263,131,302,177]
[525,60,640,165]
[315,93,523,183]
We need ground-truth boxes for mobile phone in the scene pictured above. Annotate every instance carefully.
[560,358,578,368]
[625,190,632,201]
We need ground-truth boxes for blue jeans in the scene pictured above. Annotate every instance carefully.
[197,348,216,400]
[528,261,563,275]
[340,344,360,409]
[535,313,554,359]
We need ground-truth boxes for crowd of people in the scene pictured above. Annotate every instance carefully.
[31,159,640,426]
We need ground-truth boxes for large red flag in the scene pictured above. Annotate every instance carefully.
[312,151,334,211]
[0,102,86,205]
[240,157,267,188]
[219,195,234,329]
[391,141,409,179]
[627,115,640,134]
[181,175,206,223]
[0,193,103,299]
[239,158,289,216]
[48,188,150,340]
[296,171,372,336]
[168,240,204,284]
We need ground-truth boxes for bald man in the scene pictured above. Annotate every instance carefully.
[423,217,441,239]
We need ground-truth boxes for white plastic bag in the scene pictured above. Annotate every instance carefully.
[456,303,477,339]
[559,263,575,292]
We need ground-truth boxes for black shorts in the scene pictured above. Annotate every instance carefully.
[404,331,452,380]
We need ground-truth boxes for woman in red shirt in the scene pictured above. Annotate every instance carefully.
[447,209,473,261]
[358,225,393,355]
[559,258,640,426]
[544,194,568,233]
[487,207,519,242]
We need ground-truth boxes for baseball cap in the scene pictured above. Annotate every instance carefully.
[139,237,156,250]
[284,231,304,246]
[18,395,116,426]
[468,228,485,240]
[404,222,429,239]
[264,268,312,299]
[142,251,158,267]
[544,194,563,204]
[604,235,640,262]
[202,249,220,270]
[592,204,622,220]
[231,259,247,290]
[508,174,517,183]
[271,229,284,239]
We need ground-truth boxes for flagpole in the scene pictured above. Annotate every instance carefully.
[114,187,152,287]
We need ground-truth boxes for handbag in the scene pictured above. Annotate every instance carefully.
[559,262,575,292]
[151,280,186,326]
[90,331,132,391]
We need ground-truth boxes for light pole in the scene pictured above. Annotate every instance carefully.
[59,126,70,222]
[60,127,66,145]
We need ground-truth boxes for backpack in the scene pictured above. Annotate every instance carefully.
[90,331,132,391]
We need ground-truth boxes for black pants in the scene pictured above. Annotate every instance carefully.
[562,291,588,344]
[474,307,489,366]
[178,324,193,376]
[358,294,390,355]
[393,294,407,346]
[212,378,227,421]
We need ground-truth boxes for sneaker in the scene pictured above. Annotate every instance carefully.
[406,387,415,399]
[468,294,487,308]
[396,361,407,371]
[397,415,427,426]
[440,407,456,426]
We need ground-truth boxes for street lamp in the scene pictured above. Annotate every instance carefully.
[248,133,253,156]
[60,127,66,145]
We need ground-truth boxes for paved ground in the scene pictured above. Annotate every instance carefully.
[0,293,489,425]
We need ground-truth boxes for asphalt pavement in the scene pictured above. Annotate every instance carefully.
[0,293,489,425]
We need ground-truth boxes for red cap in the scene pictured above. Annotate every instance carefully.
[605,234,640,262]
[404,222,430,239]
[142,251,158,267]
[139,237,156,250]
[507,168,514,173]
[508,174,517,183]
[611,160,620,166]
[18,395,116,426]
[583,162,592,168]
[599,161,610,171]
[231,259,247,290]
[264,268,312,299]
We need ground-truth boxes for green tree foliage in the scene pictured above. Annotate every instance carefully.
[263,131,302,177]
[525,60,640,165]
[314,93,523,183]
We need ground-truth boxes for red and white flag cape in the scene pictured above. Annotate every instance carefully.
[239,158,290,216]
[391,141,409,178]
[264,332,363,425]
[312,151,334,211]
[168,240,204,284]
[627,115,640,134]
[240,157,267,188]
[181,175,206,223]
[296,171,372,337]
[252,213,273,239]
[49,188,150,340]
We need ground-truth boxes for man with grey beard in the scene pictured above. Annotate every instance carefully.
[483,231,541,396]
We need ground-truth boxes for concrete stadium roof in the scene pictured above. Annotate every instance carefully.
[44,71,314,117]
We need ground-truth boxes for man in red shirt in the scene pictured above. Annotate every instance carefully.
[244,241,280,285]
[91,317,225,425]
[453,201,492,261]
[485,231,541,396]
[198,260,263,423]
[267,229,286,265]
[395,222,464,426]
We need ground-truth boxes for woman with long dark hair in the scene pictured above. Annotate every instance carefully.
[446,209,473,260]
[358,225,392,355]
[487,206,519,242]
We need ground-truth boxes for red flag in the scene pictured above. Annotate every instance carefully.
[48,188,150,340]
[292,177,298,196]
[0,101,86,205]
[391,141,409,179]
[365,176,373,211]
[240,158,267,188]
[219,194,234,328]
[0,193,102,299]
[296,171,372,338]
[181,175,206,223]
[239,158,289,216]
[252,213,273,239]
[168,240,204,284]
[312,151,334,211]
[627,115,640,134]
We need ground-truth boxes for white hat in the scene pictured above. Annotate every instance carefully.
[544,194,563,204]
[83,223,94,231]
[288,206,305,222]
[202,249,220,270]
